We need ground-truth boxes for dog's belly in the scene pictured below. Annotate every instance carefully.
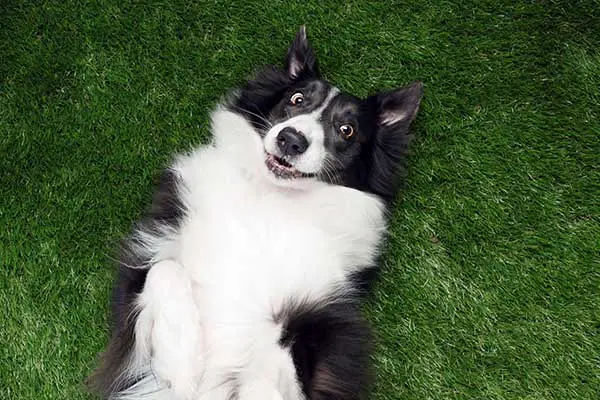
[178,173,347,316]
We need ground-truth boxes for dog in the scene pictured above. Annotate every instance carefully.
[89,26,422,400]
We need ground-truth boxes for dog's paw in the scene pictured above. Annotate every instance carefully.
[141,259,205,399]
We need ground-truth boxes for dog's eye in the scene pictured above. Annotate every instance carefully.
[290,92,304,105]
[339,124,354,139]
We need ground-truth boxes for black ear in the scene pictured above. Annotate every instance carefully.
[365,81,423,202]
[376,81,423,127]
[285,25,319,79]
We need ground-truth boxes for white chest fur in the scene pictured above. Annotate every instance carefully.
[173,144,386,318]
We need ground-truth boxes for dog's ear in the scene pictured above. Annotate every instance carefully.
[285,25,318,79]
[375,81,423,128]
[365,81,423,202]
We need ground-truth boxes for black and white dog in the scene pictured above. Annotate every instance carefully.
[89,26,422,400]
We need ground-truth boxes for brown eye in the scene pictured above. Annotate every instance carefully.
[339,124,354,139]
[290,92,304,105]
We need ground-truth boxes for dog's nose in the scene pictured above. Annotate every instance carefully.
[276,127,308,156]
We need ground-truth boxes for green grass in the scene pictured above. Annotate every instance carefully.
[1,1,599,399]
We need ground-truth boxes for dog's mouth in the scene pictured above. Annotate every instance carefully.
[265,153,316,180]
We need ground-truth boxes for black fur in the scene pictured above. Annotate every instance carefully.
[230,66,294,133]
[279,300,372,400]
[230,27,319,133]
[363,84,423,202]
[348,266,381,294]
[88,169,186,397]
[285,25,319,80]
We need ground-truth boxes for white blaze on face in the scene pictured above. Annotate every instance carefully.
[264,88,340,174]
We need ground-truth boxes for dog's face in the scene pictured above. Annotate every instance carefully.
[229,26,422,201]
[263,81,355,181]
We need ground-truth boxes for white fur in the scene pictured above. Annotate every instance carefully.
[116,107,386,399]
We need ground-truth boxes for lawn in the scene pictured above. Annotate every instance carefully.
[1,1,598,399]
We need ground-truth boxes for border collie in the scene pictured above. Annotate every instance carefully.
[89,26,422,400]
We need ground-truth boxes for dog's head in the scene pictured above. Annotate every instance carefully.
[226,26,422,201]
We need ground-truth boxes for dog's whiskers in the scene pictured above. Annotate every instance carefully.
[320,155,342,185]
[231,105,272,131]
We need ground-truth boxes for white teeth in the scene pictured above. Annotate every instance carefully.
[264,153,313,180]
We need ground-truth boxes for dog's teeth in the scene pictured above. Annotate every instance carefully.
[265,152,313,180]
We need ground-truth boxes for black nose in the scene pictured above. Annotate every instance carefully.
[276,127,309,156]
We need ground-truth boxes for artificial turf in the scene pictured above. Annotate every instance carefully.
[1,1,599,399]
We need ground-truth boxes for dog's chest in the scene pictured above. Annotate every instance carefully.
[174,148,384,312]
